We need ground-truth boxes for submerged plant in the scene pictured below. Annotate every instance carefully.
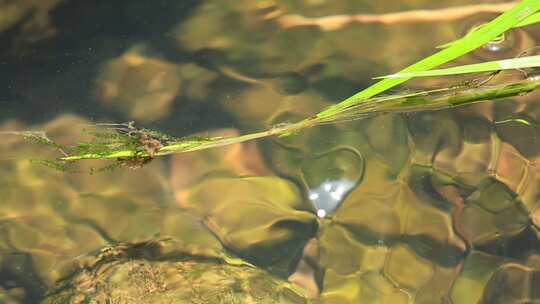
[7,0,540,171]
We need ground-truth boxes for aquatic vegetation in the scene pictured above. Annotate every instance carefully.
[6,0,540,172]
[377,55,540,78]
[318,0,540,118]
[22,78,540,172]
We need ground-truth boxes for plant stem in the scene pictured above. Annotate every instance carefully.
[58,78,540,162]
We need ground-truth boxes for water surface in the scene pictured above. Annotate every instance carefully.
[1,1,540,303]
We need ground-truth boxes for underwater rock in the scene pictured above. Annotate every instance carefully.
[96,47,217,123]
[0,115,169,288]
[170,128,272,201]
[0,0,62,41]
[40,238,312,304]
[0,286,26,304]
[480,262,540,304]
[220,85,326,127]
[170,132,319,277]
[96,47,182,122]
[449,251,505,304]
[184,176,318,277]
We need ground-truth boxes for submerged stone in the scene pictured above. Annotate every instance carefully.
[41,239,312,304]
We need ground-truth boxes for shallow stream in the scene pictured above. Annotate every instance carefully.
[1,1,540,303]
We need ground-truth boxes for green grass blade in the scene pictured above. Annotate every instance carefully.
[316,0,540,119]
[515,11,540,27]
[375,55,540,78]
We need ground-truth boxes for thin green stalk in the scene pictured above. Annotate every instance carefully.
[323,78,540,121]
[56,78,540,162]
[377,55,540,79]
[59,123,306,161]
[516,11,540,27]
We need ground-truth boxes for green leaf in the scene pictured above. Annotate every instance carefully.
[375,55,540,78]
[515,11,540,27]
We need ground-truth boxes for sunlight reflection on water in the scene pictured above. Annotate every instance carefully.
[307,178,356,218]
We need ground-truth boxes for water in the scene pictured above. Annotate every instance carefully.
[1,1,540,303]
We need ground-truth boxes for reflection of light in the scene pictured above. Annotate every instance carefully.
[337,185,346,196]
[308,179,356,216]
[330,191,342,201]
[527,74,540,82]
[309,193,319,200]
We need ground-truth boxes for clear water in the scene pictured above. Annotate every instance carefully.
[1,1,540,303]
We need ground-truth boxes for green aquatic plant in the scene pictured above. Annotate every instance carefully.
[10,0,540,170]
[376,55,540,79]
[21,78,540,172]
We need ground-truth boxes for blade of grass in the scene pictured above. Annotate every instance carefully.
[515,11,540,26]
[375,55,540,78]
[316,0,540,119]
